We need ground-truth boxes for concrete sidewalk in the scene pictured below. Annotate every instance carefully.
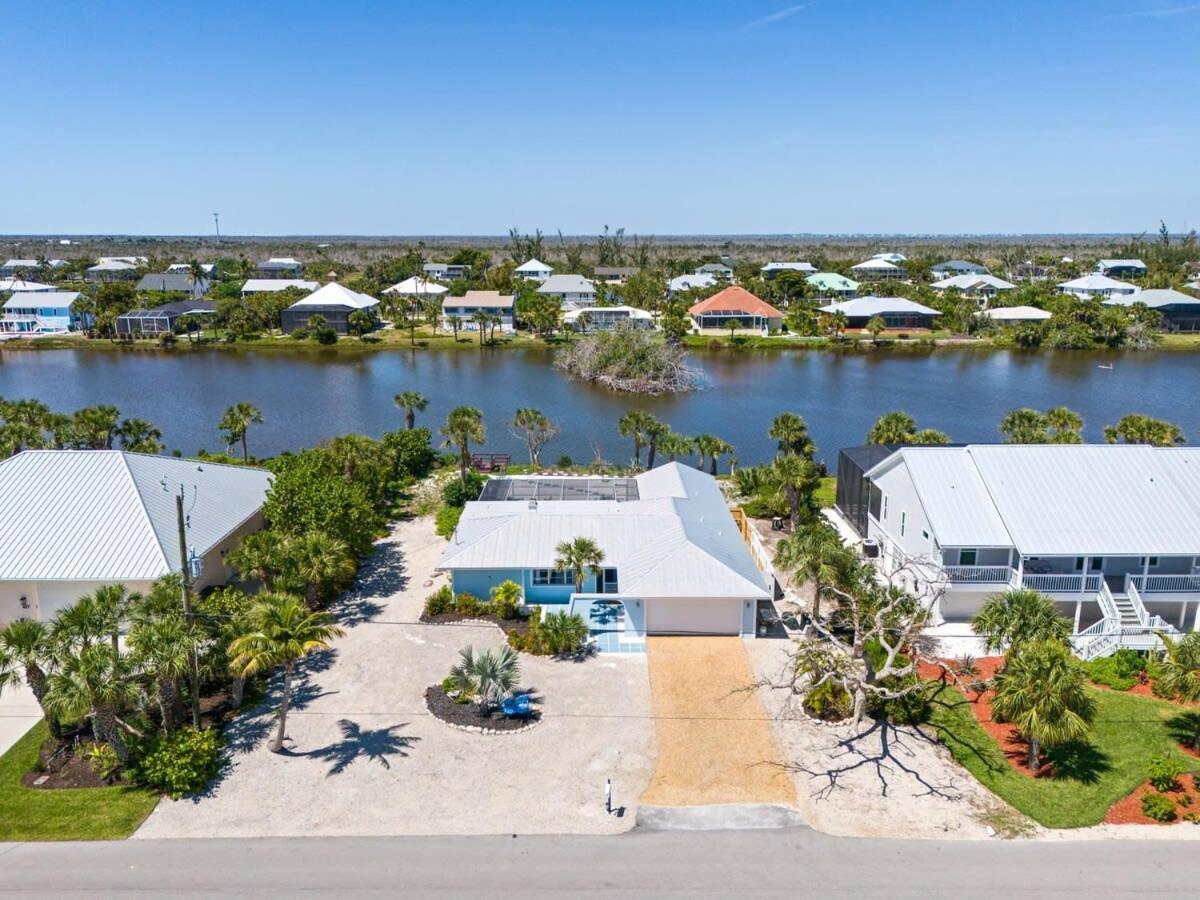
[0,682,40,756]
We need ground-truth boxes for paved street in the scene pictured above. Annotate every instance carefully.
[0,683,39,757]
[0,828,1195,897]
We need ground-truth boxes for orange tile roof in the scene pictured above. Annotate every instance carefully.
[687,285,783,318]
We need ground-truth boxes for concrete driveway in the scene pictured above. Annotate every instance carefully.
[640,636,796,807]
[137,516,655,838]
[0,682,40,756]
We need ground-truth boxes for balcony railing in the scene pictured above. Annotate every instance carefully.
[1021,573,1102,593]
[943,565,1016,584]
[1126,573,1200,593]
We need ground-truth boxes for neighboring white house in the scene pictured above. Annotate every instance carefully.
[819,296,940,329]
[280,282,380,334]
[1096,259,1147,278]
[537,274,596,310]
[439,463,771,646]
[441,290,516,332]
[0,259,66,277]
[0,291,90,335]
[86,257,145,282]
[694,263,734,282]
[839,444,1200,658]
[0,278,56,293]
[983,305,1052,323]
[166,263,215,274]
[0,451,273,625]
[668,273,717,293]
[254,257,304,277]
[423,262,471,281]
[850,258,905,280]
[870,252,907,263]
[564,305,654,332]
[931,273,1016,306]
[241,278,319,296]
[1058,274,1138,299]
[806,272,859,297]
[760,262,816,279]
[931,259,988,278]
[382,276,449,297]
[515,258,554,282]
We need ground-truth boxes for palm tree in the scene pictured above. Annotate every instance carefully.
[227,594,345,753]
[218,402,264,462]
[0,620,62,737]
[45,644,144,765]
[991,639,1095,771]
[867,411,917,444]
[866,315,886,344]
[694,434,718,471]
[90,584,140,661]
[554,537,605,593]
[618,410,654,468]
[657,431,694,463]
[393,391,428,430]
[447,645,521,715]
[471,310,491,346]
[775,521,857,619]
[286,532,356,608]
[726,318,744,340]
[768,412,814,458]
[127,615,202,734]
[50,594,109,653]
[226,530,289,590]
[115,418,163,454]
[643,416,668,469]
[771,453,820,530]
[707,437,733,475]
[971,590,1071,654]
[441,406,486,484]
[1156,632,1200,703]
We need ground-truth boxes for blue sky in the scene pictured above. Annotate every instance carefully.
[4,0,1199,235]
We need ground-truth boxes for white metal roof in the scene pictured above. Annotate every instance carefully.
[563,305,652,323]
[668,273,717,291]
[1097,258,1146,269]
[536,274,595,295]
[819,296,939,317]
[3,291,81,310]
[761,261,815,273]
[241,278,320,294]
[870,252,907,262]
[439,462,770,600]
[515,258,553,273]
[807,272,859,290]
[851,258,900,271]
[1058,274,1137,293]
[932,274,1015,292]
[383,276,449,295]
[288,282,379,310]
[166,263,215,273]
[983,305,1052,321]
[885,448,1013,548]
[1104,288,1200,309]
[0,279,55,292]
[88,260,139,272]
[869,445,1200,556]
[0,451,272,581]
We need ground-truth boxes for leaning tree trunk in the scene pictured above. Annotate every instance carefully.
[94,705,129,767]
[270,662,294,753]
[1028,736,1040,772]
[241,433,249,462]
[157,677,179,734]
[646,442,657,469]
[25,665,63,739]
[231,676,245,709]
[405,410,415,430]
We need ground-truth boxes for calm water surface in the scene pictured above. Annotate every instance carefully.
[1,347,1197,466]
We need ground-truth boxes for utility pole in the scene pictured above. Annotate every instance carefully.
[213,212,221,244]
[176,487,202,729]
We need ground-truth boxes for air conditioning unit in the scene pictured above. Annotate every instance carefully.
[862,540,880,559]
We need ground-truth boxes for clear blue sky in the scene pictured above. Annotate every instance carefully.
[5,0,1199,236]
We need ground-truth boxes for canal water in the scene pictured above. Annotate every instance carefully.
[1,347,1197,466]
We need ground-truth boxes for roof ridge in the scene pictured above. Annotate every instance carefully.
[116,452,173,574]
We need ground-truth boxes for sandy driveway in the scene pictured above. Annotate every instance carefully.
[640,637,796,807]
[137,516,655,838]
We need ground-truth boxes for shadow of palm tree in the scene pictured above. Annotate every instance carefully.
[223,661,340,754]
[1046,740,1110,784]
[335,541,408,627]
[285,719,420,776]
[1166,711,1200,754]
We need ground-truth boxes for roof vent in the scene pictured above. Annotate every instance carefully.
[528,499,538,510]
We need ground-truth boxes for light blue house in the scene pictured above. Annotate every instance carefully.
[438,463,772,651]
[0,291,91,335]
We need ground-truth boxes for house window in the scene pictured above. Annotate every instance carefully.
[882,495,888,520]
[532,569,571,586]
[959,549,977,566]
[900,512,906,537]
[1074,557,1084,571]
[601,568,619,594]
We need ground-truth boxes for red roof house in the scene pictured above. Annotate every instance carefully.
[687,286,784,330]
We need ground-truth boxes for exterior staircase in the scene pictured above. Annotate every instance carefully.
[1073,580,1182,661]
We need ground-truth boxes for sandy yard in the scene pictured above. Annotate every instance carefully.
[137,516,655,839]
[640,637,796,807]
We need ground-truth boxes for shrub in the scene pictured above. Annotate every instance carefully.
[383,427,437,481]
[536,611,589,655]
[453,592,486,617]
[315,327,338,344]
[441,674,474,704]
[424,584,454,616]
[1085,648,1150,691]
[803,679,852,721]
[290,328,310,340]
[555,455,573,468]
[435,503,463,537]
[134,727,226,800]
[1141,791,1177,823]
[84,742,120,781]
[198,585,251,619]
[441,471,486,508]
[489,580,523,620]
[1148,754,1185,792]
[1184,811,1200,824]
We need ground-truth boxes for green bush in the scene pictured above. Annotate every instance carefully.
[435,504,463,537]
[536,611,589,655]
[423,584,454,616]
[315,327,338,344]
[134,727,226,800]
[453,593,486,617]
[489,580,523,620]
[441,674,473,704]
[1141,791,1177,823]
[441,471,486,508]
[1085,649,1153,691]
[1184,811,1200,824]
[803,680,852,721]
[84,742,120,781]
[1148,754,1185,792]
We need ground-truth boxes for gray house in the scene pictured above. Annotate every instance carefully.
[135,272,210,298]
[254,257,304,277]
[280,283,380,334]
[115,299,216,336]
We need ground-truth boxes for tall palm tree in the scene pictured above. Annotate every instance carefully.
[771,453,820,530]
[706,437,734,476]
[991,639,1095,771]
[618,410,654,468]
[867,411,917,445]
[115,418,163,454]
[447,644,521,715]
[393,391,428,430]
[774,521,858,619]
[90,584,141,661]
[50,593,109,654]
[971,589,1071,654]
[1156,632,1200,703]
[554,537,605,593]
[286,531,356,608]
[219,402,264,462]
[441,406,486,484]
[658,431,694,463]
[471,310,491,346]
[0,620,62,737]
[227,594,344,753]
[768,412,814,458]
[127,615,202,734]
[693,434,718,471]
[45,644,144,765]
[643,416,668,469]
[509,407,557,466]
[226,530,290,590]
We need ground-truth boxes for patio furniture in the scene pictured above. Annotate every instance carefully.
[501,694,531,719]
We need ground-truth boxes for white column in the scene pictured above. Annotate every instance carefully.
[1081,556,1089,593]
[1193,602,1200,633]
[1074,599,1083,633]
[1179,601,1188,631]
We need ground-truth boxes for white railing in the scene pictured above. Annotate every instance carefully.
[1126,581,1149,626]
[1126,573,1200,593]
[943,565,1015,584]
[1097,580,1121,623]
[746,526,774,580]
[1022,573,1102,593]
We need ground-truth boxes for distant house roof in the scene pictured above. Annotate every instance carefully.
[88,259,139,273]
[1104,288,1200,310]
[166,263,215,274]
[241,279,319,294]
[3,258,65,269]
[136,272,210,294]
[288,282,379,310]
[806,272,859,292]
[0,450,272,581]
[931,274,1015,292]
[563,305,652,324]
[3,291,81,311]
[1097,258,1146,271]
[1058,274,1138,294]
[97,256,147,266]
[116,299,215,319]
[0,279,56,292]
[694,263,733,275]
[983,305,1052,322]
[258,257,302,269]
[442,290,515,310]
[851,258,902,272]
[593,266,639,278]
[537,274,595,295]
[819,296,940,317]
[931,259,988,275]
[688,286,783,319]
[870,252,906,263]
[668,273,717,292]
[382,276,449,295]
[761,261,816,274]
[515,258,553,274]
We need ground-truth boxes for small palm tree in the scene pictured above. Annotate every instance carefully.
[0,620,62,737]
[770,453,820,530]
[643,416,668,469]
[866,315,886,344]
[658,431,694,463]
[554,537,605,593]
[90,584,140,661]
[775,521,858,619]
[441,406,486,484]
[447,644,521,715]
[471,309,491,346]
[393,390,428,430]
[991,639,1095,771]
[226,530,289,590]
[867,410,917,444]
[618,410,654,468]
[127,615,203,734]
[45,644,144,766]
[971,590,1071,655]
[228,594,345,753]
[286,531,356,608]
[219,402,264,462]
[1157,632,1200,702]
[768,412,814,458]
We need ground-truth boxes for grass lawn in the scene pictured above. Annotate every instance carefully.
[0,721,159,841]
[815,476,836,508]
[930,684,1200,829]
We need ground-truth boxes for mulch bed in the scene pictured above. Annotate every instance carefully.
[419,612,533,637]
[1106,773,1200,825]
[20,735,124,790]
[424,686,540,732]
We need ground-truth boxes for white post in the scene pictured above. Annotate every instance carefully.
[1193,603,1200,633]
[1179,601,1188,631]
[1074,599,1083,634]
[1081,557,1089,593]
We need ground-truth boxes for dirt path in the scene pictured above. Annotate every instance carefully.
[640,636,797,807]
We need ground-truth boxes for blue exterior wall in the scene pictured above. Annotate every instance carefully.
[448,568,602,605]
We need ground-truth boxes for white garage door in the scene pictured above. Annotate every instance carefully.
[646,597,743,635]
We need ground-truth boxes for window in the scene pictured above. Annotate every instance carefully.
[959,549,977,566]
[532,569,571,586]
[882,495,888,520]
[601,568,619,594]
[1074,557,1084,571]
[900,512,906,537]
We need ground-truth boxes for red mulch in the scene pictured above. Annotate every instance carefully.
[1106,774,1200,825]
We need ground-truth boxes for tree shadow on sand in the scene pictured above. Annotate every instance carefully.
[222,651,341,756]
[283,719,421,776]
[334,541,409,627]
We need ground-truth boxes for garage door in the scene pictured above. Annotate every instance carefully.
[646,597,742,635]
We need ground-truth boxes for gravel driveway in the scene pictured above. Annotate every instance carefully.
[137,517,655,838]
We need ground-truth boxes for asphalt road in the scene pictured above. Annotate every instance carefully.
[0,828,1194,897]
